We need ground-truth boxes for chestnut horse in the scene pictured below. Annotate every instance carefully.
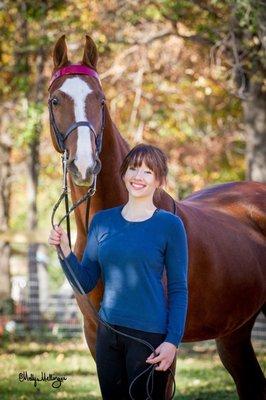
[48,35,266,400]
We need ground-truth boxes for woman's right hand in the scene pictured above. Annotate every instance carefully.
[48,225,71,257]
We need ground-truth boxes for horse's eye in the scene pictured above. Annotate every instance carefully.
[101,98,105,106]
[52,97,59,106]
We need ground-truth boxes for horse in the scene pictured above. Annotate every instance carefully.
[48,35,266,400]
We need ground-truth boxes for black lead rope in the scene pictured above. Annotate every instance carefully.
[62,153,72,249]
[51,152,176,400]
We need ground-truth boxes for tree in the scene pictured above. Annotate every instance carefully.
[97,0,265,182]
[0,112,12,301]
[0,0,66,328]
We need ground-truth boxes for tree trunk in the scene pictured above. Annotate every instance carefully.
[243,82,266,182]
[0,124,12,301]
[27,141,41,329]
[27,49,46,330]
[15,11,41,330]
[15,3,48,331]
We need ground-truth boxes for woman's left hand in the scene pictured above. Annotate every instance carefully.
[146,342,177,371]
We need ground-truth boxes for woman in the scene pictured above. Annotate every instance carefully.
[48,143,189,400]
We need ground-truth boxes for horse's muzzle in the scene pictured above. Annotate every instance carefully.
[67,157,101,187]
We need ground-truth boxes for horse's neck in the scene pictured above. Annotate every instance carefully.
[92,108,130,210]
[69,106,129,233]
[70,106,183,241]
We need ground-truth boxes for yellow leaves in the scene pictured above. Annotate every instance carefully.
[56,353,65,363]
[195,91,205,100]
[209,171,220,180]
[185,68,194,76]
[195,76,207,87]
[2,52,12,64]
[190,54,198,63]
[97,33,107,44]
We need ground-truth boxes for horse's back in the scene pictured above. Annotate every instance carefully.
[182,180,266,237]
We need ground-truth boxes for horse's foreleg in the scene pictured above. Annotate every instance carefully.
[74,292,99,360]
[83,315,98,359]
[215,311,266,400]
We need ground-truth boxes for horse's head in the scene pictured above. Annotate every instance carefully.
[48,35,105,187]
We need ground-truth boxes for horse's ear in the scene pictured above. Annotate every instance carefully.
[53,35,69,70]
[82,35,98,69]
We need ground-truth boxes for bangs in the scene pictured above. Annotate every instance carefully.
[119,143,168,186]
[129,151,155,173]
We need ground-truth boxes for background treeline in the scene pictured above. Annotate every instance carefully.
[0,0,265,302]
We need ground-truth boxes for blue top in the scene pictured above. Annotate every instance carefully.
[59,205,189,347]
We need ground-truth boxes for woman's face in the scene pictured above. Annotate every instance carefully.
[123,161,161,199]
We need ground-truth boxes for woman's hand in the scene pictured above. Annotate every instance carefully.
[146,342,177,371]
[48,225,71,257]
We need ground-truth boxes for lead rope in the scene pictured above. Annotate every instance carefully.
[62,152,72,249]
[51,152,176,400]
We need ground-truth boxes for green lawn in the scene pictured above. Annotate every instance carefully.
[0,339,265,399]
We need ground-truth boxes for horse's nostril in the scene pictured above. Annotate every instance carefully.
[67,161,79,177]
[84,160,101,181]
[66,156,76,167]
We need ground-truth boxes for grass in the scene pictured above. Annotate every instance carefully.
[0,338,265,399]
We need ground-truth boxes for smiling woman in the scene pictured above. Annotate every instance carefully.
[120,143,168,216]
[48,142,189,399]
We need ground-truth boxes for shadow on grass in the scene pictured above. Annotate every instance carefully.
[56,369,97,377]
[0,380,237,400]
[179,364,234,378]
[173,388,237,400]
[3,348,88,358]
[2,343,88,358]
[0,378,101,400]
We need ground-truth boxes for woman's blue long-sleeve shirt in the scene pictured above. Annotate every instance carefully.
[59,205,189,347]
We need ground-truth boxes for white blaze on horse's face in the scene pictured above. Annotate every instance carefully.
[59,77,94,179]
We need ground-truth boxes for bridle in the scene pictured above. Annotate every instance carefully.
[49,64,105,246]
[48,64,103,154]
[49,64,176,400]
[48,103,105,155]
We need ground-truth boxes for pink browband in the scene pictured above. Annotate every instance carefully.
[49,64,100,89]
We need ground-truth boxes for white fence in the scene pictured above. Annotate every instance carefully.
[2,242,266,342]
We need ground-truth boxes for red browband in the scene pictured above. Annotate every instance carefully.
[49,64,100,89]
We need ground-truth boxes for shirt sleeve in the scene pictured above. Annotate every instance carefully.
[58,215,101,294]
[164,216,189,347]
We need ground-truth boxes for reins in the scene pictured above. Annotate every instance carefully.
[49,65,176,400]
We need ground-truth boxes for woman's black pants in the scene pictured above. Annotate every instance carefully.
[96,322,171,400]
